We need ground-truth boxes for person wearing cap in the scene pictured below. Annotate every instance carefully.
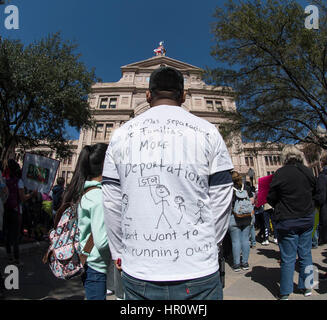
[101,66,234,300]
[267,146,316,300]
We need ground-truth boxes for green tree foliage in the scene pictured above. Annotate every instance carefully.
[0,32,97,163]
[206,0,327,149]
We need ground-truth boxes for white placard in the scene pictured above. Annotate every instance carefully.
[22,153,60,194]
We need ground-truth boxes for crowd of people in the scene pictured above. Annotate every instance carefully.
[0,66,327,300]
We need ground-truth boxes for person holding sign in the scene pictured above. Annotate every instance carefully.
[102,66,234,300]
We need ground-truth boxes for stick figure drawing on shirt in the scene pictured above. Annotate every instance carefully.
[174,196,186,225]
[122,194,129,216]
[122,193,132,227]
[150,184,171,229]
[195,200,205,225]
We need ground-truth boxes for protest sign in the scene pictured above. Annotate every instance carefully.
[22,153,60,194]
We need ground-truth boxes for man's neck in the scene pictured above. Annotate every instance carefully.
[151,99,180,107]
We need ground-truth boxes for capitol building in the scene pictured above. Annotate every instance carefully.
[54,54,297,186]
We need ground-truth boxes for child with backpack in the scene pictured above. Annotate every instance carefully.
[228,171,254,272]
[49,144,111,300]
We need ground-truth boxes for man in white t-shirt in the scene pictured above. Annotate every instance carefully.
[102,66,234,300]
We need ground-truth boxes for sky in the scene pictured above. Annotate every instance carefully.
[0,0,221,139]
[0,0,314,138]
[0,0,220,82]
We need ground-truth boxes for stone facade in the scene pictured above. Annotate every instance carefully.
[56,55,291,186]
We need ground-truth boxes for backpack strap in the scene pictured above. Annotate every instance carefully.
[79,233,94,266]
[53,186,99,229]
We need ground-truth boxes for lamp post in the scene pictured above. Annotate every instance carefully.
[248,168,255,187]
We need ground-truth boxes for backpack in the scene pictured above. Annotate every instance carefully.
[5,176,20,214]
[42,187,96,280]
[233,187,254,218]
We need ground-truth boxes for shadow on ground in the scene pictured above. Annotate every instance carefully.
[256,248,280,261]
[244,266,281,298]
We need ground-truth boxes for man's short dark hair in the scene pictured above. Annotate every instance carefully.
[149,66,184,102]
[57,177,65,186]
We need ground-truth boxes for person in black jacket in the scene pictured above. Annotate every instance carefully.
[267,146,316,300]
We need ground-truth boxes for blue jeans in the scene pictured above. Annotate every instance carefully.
[81,265,107,300]
[278,226,313,295]
[312,228,319,247]
[229,214,251,266]
[121,271,223,300]
[250,215,256,245]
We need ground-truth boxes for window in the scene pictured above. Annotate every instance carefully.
[95,124,104,139]
[61,171,66,178]
[99,96,117,109]
[265,156,269,166]
[99,97,108,109]
[273,156,278,165]
[109,98,117,109]
[245,156,254,166]
[277,156,281,165]
[105,123,114,139]
[206,100,214,109]
[215,100,223,111]
[269,156,273,165]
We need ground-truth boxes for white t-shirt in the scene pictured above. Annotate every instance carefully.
[102,105,234,281]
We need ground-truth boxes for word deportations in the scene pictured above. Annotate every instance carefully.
[126,163,207,190]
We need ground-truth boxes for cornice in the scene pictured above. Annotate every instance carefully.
[120,56,204,73]
[188,87,235,97]
[91,86,136,94]
[190,110,233,119]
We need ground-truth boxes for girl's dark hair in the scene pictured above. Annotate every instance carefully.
[62,143,108,204]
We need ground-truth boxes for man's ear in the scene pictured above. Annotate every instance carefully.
[181,91,186,104]
[146,90,152,103]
